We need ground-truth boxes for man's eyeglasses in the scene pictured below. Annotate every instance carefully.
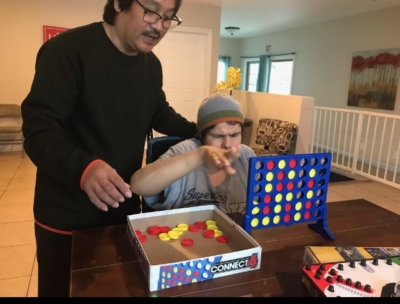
[135,0,182,30]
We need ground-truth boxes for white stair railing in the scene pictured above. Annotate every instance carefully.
[311,106,400,189]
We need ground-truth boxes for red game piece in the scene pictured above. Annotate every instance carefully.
[202,229,215,238]
[147,226,161,235]
[135,230,142,235]
[160,226,171,233]
[188,224,199,232]
[216,235,229,243]
[138,234,147,243]
[181,238,194,247]
[194,221,207,229]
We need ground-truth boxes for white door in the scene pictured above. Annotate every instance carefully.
[152,27,212,137]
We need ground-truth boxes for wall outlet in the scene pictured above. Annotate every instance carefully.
[359,143,365,151]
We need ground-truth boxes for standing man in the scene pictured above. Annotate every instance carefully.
[21,0,196,297]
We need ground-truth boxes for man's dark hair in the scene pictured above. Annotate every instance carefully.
[103,0,182,25]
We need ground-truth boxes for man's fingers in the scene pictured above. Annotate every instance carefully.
[223,165,236,175]
[85,182,120,209]
[100,178,129,203]
[120,182,132,198]
[86,188,109,212]
[82,162,132,211]
[109,177,132,199]
[95,183,122,207]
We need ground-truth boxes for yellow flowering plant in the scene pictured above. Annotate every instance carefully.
[215,67,242,95]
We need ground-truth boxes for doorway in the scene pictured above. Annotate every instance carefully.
[152,26,212,137]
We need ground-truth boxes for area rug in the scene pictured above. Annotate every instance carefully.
[329,171,355,183]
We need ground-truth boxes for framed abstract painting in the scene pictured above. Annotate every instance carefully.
[347,48,400,111]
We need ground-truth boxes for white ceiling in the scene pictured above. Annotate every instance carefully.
[185,0,400,39]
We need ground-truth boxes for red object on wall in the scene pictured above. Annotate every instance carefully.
[43,25,69,43]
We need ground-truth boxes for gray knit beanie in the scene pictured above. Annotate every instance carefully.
[197,92,244,132]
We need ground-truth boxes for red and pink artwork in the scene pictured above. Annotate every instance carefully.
[347,48,400,110]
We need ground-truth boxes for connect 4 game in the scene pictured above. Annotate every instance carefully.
[127,205,262,292]
[243,153,335,240]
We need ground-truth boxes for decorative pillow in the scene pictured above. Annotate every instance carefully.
[253,118,298,155]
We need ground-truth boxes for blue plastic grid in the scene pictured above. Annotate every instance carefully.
[243,153,335,240]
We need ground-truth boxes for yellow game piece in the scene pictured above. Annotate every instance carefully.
[262,217,270,226]
[273,215,280,224]
[288,170,296,179]
[307,190,314,199]
[177,223,188,231]
[251,218,259,227]
[294,213,301,221]
[159,233,170,241]
[309,168,316,178]
[207,225,218,230]
[172,228,183,235]
[278,160,286,169]
[266,172,274,181]
[295,202,302,211]
[252,207,260,215]
[286,193,293,201]
[274,205,282,213]
[275,193,283,203]
[265,184,273,193]
[214,230,223,237]
[206,220,216,226]
[168,231,179,240]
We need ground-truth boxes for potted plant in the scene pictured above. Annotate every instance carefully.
[214,67,242,96]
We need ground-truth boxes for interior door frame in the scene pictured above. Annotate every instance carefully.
[147,26,213,143]
[168,26,213,99]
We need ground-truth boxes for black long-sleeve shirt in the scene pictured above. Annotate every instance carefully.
[21,22,197,231]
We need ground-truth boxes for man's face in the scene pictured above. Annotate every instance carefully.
[114,0,177,55]
[204,122,242,150]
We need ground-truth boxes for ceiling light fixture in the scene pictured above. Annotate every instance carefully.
[225,26,240,36]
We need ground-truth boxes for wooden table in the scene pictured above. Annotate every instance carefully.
[70,199,400,297]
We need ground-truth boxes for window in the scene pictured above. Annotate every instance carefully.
[268,56,294,95]
[217,56,231,82]
[217,61,226,82]
[245,61,259,92]
[242,53,295,94]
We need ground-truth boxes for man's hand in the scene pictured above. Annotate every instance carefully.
[82,161,132,211]
[201,145,241,174]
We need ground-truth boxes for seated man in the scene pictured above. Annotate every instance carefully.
[130,92,255,214]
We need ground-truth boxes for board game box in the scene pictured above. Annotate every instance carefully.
[127,205,262,292]
[302,246,400,297]
[303,245,400,265]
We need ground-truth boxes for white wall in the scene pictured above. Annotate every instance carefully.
[219,38,241,68]
[220,6,400,115]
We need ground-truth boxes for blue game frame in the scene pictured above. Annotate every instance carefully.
[243,153,335,240]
